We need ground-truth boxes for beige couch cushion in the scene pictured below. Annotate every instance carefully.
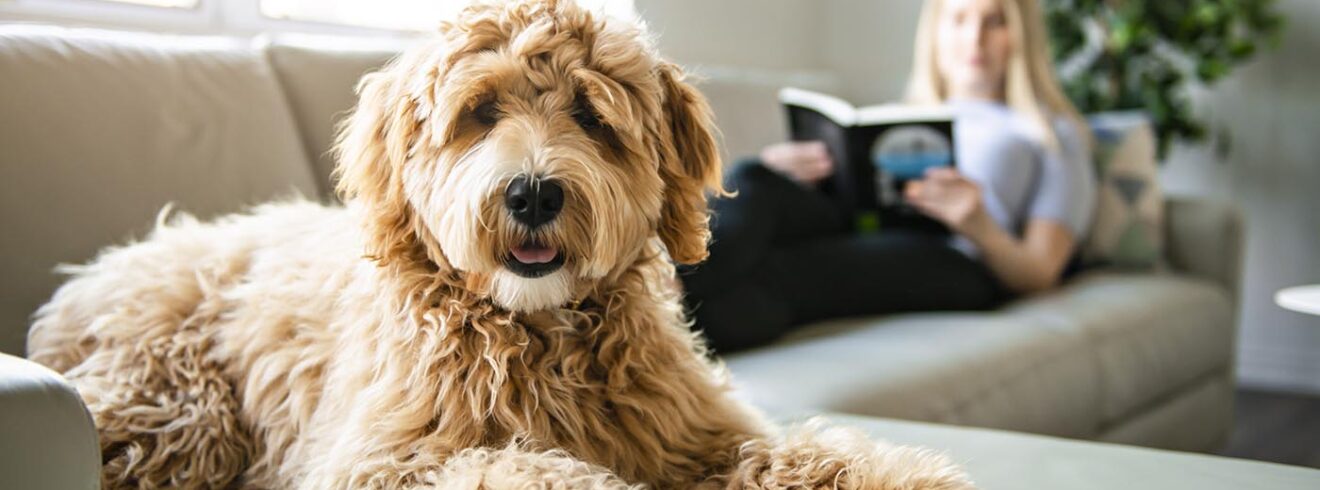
[1008,272,1235,423]
[725,271,1233,439]
[1098,374,1234,452]
[726,306,1103,438]
[0,25,320,355]
[263,37,399,195]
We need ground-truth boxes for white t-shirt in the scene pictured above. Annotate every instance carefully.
[949,99,1096,257]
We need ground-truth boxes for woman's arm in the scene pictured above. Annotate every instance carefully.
[964,215,1075,294]
[906,167,1075,294]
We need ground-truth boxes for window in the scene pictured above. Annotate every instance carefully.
[259,0,636,32]
[259,0,459,32]
[0,0,215,33]
[0,0,636,36]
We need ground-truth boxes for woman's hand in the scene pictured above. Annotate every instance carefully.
[759,141,834,185]
[903,167,993,239]
[907,167,1078,295]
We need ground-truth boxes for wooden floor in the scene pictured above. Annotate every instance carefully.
[1220,389,1320,468]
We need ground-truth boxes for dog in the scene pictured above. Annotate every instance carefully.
[27,1,974,488]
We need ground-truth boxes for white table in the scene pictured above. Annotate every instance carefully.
[1276,285,1320,316]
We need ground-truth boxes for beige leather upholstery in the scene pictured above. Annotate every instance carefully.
[0,353,100,489]
[1098,374,1234,452]
[1165,196,1244,297]
[726,270,1238,451]
[0,25,321,355]
[1012,273,1234,423]
[727,306,1103,438]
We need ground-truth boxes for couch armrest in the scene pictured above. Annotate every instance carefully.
[0,353,100,489]
[1164,195,1244,299]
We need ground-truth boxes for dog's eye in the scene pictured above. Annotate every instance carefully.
[573,102,603,131]
[472,101,500,126]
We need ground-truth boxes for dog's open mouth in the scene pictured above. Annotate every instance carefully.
[505,241,565,278]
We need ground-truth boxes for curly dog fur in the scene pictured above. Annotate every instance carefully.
[27,1,975,488]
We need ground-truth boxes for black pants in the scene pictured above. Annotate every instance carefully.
[680,160,1007,354]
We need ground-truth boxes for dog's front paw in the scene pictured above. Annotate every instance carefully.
[843,441,974,490]
[728,419,974,490]
[433,444,643,490]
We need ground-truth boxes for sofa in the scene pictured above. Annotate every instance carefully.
[0,24,1242,481]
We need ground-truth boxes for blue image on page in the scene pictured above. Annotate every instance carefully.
[871,125,953,179]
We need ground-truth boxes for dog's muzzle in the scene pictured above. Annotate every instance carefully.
[504,176,565,278]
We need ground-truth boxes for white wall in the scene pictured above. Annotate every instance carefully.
[636,0,824,71]
[637,0,921,100]
[1159,0,1320,394]
[634,0,841,160]
[822,0,924,103]
[638,0,1320,394]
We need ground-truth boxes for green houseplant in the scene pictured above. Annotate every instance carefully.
[1043,0,1284,157]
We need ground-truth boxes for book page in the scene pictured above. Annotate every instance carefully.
[855,104,955,126]
[778,87,857,126]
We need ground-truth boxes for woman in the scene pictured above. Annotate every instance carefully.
[681,0,1096,353]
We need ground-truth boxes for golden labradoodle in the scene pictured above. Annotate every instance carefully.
[28,1,973,488]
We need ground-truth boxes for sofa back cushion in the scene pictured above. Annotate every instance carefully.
[0,25,321,355]
[263,37,398,197]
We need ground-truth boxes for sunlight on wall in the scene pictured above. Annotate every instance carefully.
[96,0,198,7]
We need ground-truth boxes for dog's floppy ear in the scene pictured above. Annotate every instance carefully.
[333,56,429,267]
[655,62,726,265]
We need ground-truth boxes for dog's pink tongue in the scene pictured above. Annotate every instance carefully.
[511,245,558,264]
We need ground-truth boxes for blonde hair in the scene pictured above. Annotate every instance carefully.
[905,0,1088,151]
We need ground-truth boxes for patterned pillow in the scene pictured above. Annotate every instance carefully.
[1082,112,1164,269]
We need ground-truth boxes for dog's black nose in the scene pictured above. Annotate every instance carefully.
[504,176,563,228]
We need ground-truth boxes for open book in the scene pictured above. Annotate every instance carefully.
[780,87,957,233]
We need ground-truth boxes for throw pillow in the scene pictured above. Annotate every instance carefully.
[1082,111,1165,269]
